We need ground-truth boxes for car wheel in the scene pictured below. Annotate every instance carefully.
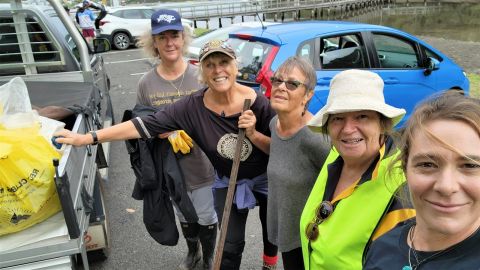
[112,32,130,50]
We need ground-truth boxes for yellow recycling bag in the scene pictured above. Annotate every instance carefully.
[0,128,62,236]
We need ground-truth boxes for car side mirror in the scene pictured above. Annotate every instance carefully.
[93,38,111,53]
[424,57,440,76]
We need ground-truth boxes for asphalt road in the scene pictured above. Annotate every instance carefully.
[88,48,277,270]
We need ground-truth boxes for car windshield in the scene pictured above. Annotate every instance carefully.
[192,26,242,47]
[228,38,273,83]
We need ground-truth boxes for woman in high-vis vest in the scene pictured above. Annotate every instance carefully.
[301,69,416,270]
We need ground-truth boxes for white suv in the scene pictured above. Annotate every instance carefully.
[100,6,193,50]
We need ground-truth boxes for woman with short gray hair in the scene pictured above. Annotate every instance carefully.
[267,56,329,270]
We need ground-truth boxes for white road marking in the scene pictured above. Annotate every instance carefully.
[105,58,151,64]
[130,72,146,76]
[103,48,142,55]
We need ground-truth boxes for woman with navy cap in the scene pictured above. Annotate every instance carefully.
[134,9,217,270]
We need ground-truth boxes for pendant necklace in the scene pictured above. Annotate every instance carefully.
[402,223,456,270]
[168,70,185,96]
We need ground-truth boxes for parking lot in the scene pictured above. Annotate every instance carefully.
[91,48,273,270]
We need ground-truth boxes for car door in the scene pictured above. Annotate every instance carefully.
[307,32,370,114]
[366,32,437,124]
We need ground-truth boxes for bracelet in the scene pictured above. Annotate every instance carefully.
[89,131,99,145]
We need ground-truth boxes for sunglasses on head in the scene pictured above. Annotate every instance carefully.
[270,76,306,91]
[305,201,334,241]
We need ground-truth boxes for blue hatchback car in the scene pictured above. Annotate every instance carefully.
[228,21,469,127]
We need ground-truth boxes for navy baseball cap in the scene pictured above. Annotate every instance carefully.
[151,9,184,35]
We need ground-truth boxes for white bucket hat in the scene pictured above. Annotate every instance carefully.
[308,69,406,132]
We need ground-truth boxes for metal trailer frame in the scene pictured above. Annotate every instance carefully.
[0,0,111,269]
[0,83,103,270]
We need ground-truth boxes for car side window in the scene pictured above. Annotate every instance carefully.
[110,10,121,17]
[372,33,419,69]
[298,42,312,60]
[319,34,367,69]
[424,47,442,62]
[141,9,154,19]
[121,9,143,19]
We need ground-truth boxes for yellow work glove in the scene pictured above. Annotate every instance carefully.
[167,130,194,154]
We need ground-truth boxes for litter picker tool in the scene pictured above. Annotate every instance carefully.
[213,98,251,270]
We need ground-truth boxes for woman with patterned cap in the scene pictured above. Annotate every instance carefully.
[135,9,216,270]
[300,69,416,269]
[54,39,278,270]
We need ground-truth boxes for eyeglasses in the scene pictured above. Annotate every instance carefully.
[270,76,306,91]
[305,201,334,241]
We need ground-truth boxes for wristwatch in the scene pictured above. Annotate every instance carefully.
[89,131,99,145]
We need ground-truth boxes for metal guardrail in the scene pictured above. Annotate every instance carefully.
[382,5,441,15]
[172,0,383,21]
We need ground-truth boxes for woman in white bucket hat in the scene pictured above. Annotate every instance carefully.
[299,69,416,270]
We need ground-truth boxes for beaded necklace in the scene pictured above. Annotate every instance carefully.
[402,224,456,270]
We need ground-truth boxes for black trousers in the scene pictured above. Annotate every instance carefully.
[94,10,106,30]
[214,188,278,269]
[282,247,304,270]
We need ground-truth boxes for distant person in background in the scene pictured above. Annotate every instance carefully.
[82,0,106,32]
[364,91,480,270]
[75,1,96,43]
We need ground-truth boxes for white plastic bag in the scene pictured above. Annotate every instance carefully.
[0,77,65,151]
[0,77,37,129]
[39,116,66,151]
[0,77,32,115]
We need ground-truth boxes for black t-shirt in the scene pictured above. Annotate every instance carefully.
[363,221,480,270]
[132,87,275,180]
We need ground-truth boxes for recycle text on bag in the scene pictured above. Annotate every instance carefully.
[0,129,61,236]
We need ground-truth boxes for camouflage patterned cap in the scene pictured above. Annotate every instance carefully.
[199,40,236,62]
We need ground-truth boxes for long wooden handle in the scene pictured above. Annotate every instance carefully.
[213,99,251,270]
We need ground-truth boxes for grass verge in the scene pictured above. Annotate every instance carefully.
[468,73,480,97]
[194,28,210,37]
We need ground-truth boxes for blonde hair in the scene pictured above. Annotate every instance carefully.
[386,91,480,204]
[136,24,193,62]
[197,53,238,84]
[397,91,480,171]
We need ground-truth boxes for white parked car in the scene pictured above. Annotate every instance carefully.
[100,6,193,50]
[187,21,279,64]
